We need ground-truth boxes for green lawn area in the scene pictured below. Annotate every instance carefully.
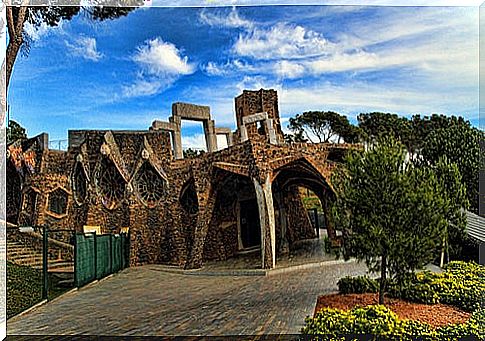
[7,261,71,319]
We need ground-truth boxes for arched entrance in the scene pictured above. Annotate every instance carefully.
[202,171,261,264]
[272,158,336,260]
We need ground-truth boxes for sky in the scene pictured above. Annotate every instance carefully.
[7,4,481,149]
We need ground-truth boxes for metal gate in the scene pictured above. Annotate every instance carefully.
[74,232,130,288]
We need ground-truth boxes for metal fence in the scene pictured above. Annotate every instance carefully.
[74,232,130,288]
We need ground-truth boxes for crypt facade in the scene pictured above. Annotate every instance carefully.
[7,89,354,269]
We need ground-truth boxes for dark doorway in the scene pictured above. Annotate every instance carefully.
[239,199,261,249]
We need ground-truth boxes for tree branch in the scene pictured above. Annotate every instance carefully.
[15,4,29,40]
[6,6,16,39]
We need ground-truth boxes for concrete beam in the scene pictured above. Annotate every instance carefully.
[242,112,268,125]
[151,120,177,132]
[172,102,211,121]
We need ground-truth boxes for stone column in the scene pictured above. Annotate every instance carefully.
[203,119,218,152]
[170,116,183,159]
[265,119,278,145]
[240,125,248,142]
[253,174,276,269]
[276,191,289,255]
[226,132,234,147]
[323,199,336,240]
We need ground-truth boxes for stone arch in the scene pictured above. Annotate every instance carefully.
[202,169,261,264]
[272,157,337,246]
[7,160,22,224]
[180,178,199,215]
[94,157,127,210]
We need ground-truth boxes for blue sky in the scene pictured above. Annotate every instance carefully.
[8,5,480,148]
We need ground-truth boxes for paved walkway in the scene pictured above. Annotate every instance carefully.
[7,260,368,336]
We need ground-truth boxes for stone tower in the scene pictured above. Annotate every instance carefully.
[234,89,284,144]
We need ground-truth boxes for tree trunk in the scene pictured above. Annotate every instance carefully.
[379,253,387,305]
[6,39,22,92]
[5,4,29,96]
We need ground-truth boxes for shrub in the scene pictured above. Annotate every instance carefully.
[338,276,379,294]
[338,261,484,312]
[302,305,484,340]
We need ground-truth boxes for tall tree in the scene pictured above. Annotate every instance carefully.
[421,124,483,213]
[288,111,356,143]
[429,157,468,262]
[357,112,412,148]
[333,137,453,304]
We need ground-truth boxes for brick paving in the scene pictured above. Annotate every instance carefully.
[7,260,368,336]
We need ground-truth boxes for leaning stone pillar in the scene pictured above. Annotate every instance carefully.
[276,191,289,255]
[203,119,218,152]
[253,174,276,269]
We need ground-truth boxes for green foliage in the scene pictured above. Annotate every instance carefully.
[7,261,69,319]
[183,148,206,158]
[337,276,379,294]
[7,120,27,144]
[421,124,482,214]
[339,262,485,313]
[303,304,483,340]
[357,112,412,148]
[7,261,43,319]
[333,136,451,301]
[288,111,359,143]
[356,112,481,214]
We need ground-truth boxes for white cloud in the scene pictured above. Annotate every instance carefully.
[274,60,306,79]
[199,7,253,29]
[122,78,163,98]
[233,23,333,60]
[123,37,196,98]
[24,21,49,42]
[278,80,477,118]
[181,133,207,150]
[202,59,254,76]
[66,36,103,62]
[132,37,195,76]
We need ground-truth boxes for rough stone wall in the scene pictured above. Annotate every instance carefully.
[285,186,316,243]
[234,89,283,144]
[8,89,358,269]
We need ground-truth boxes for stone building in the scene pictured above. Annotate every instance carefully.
[7,89,354,269]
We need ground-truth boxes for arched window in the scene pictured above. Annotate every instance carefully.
[180,179,199,215]
[47,188,69,216]
[95,158,126,210]
[72,162,88,204]
[7,161,21,224]
[22,188,39,226]
[134,162,167,208]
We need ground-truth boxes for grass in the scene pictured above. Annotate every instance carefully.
[7,261,72,319]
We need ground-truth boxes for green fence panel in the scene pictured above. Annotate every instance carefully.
[96,235,111,280]
[75,234,96,287]
[111,235,122,273]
